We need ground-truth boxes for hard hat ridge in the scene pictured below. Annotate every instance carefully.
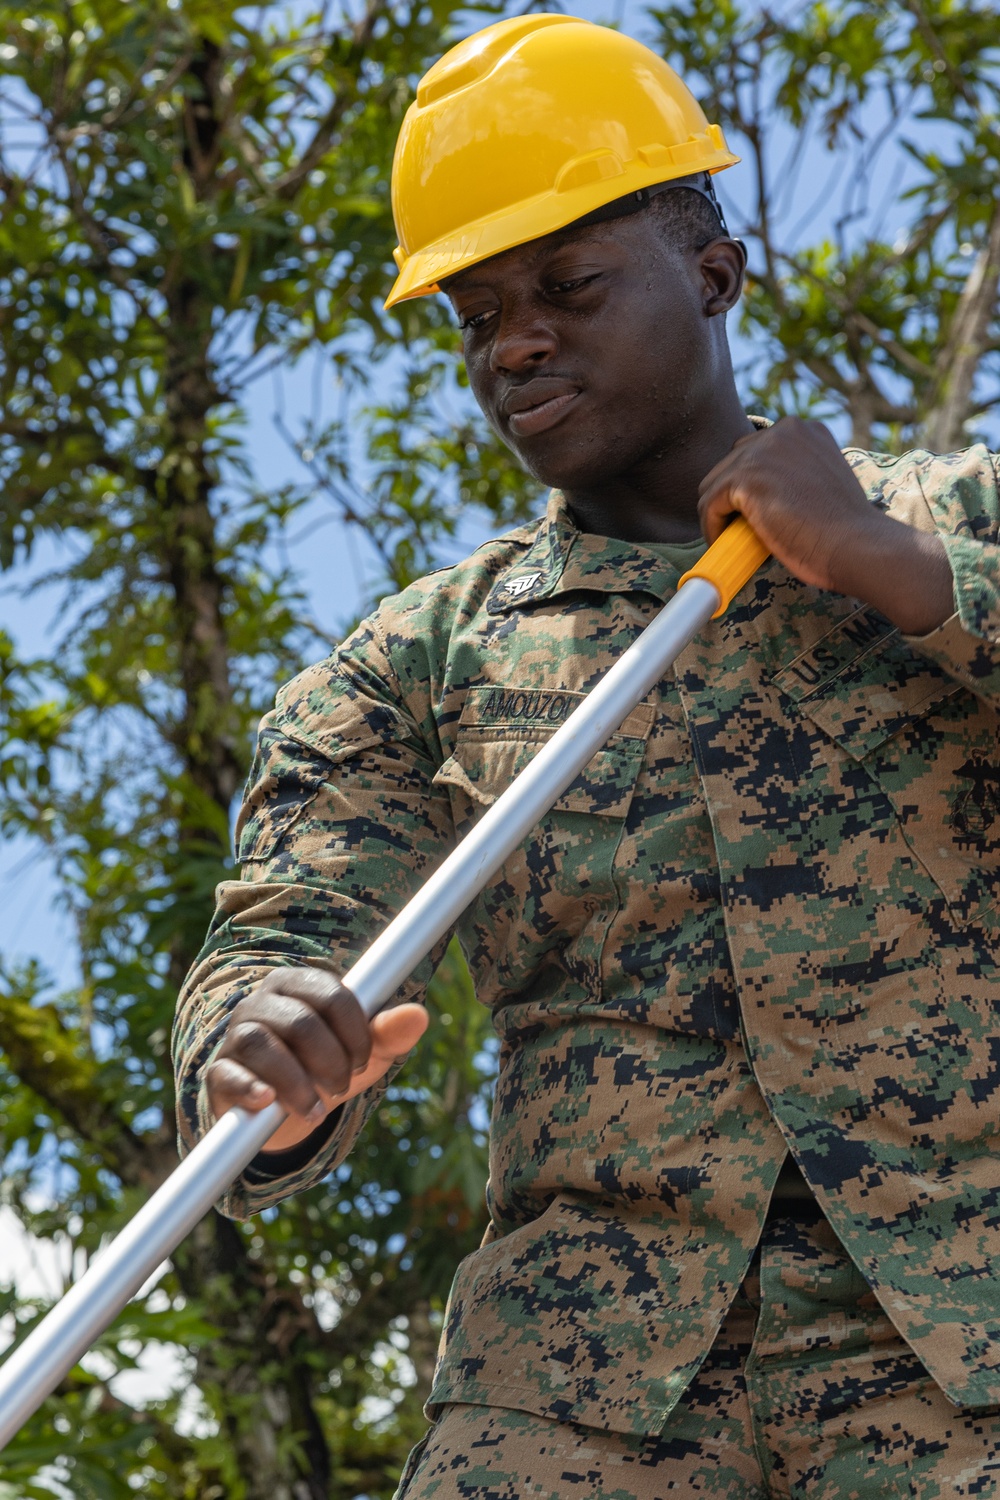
[385,14,740,309]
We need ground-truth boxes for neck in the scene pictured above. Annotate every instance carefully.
[564,390,755,544]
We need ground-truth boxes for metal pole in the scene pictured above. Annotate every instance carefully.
[0,574,722,1447]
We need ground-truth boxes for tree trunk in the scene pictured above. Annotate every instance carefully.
[157,300,333,1499]
[156,420,335,1492]
[130,37,339,1494]
[160,276,242,829]
[405,1300,440,1404]
[176,1216,333,1500]
[922,197,1000,452]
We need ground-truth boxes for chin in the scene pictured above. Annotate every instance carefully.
[513,438,623,493]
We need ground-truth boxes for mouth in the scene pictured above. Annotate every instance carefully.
[503,379,582,438]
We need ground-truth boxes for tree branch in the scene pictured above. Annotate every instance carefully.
[849,310,934,381]
[922,194,1000,451]
[0,977,172,1188]
[970,388,1000,417]
[901,0,977,111]
[0,419,141,483]
[273,0,385,201]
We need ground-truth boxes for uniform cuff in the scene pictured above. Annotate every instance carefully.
[905,611,1000,700]
[243,1105,345,1183]
[902,534,1000,701]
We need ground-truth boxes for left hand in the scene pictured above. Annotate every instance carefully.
[697,416,955,636]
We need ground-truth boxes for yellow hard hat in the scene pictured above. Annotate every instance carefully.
[385,14,739,309]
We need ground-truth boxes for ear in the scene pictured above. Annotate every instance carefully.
[698,238,746,318]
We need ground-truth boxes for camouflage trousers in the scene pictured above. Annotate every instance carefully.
[395,1207,1000,1499]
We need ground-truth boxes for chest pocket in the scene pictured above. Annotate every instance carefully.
[773,606,1000,926]
[432,688,655,993]
[432,687,654,822]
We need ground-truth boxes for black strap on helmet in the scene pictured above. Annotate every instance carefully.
[571,171,736,241]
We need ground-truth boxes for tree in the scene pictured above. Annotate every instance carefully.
[0,2,530,1495]
[1,0,998,1496]
[652,0,1000,451]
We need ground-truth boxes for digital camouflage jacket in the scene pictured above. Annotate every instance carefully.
[174,442,1000,1436]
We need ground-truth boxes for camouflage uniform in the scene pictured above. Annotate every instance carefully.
[174,443,1000,1477]
[396,1207,1000,1498]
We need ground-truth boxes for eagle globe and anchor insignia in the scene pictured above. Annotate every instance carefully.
[949,754,1000,843]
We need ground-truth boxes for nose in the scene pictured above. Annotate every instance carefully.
[489,300,557,376]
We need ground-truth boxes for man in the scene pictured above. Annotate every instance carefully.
[174,15,1000,1496]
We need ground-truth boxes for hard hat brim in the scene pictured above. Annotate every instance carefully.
[384,150,740,310]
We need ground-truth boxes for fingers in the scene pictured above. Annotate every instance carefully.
[257,967,372,1072]
[698,461,749,546]
[697,415,826,543]
[695,416,875,594]
[206,966,428,1129]
[209,969,362,1122]
[206,1056,277,1117]
[223,1007,342,1120]
[696,428,768,544]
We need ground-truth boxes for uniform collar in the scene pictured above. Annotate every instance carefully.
[486,492,687,613]
[485,416,771,616]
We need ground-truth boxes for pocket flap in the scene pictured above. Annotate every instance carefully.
[771,606,959,759]
[433,690,654,819]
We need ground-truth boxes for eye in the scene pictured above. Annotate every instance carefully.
[548,272,601,296]
[457,307,496,332]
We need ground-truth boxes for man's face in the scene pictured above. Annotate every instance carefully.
[444,210,737,494]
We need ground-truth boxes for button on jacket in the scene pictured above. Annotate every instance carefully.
[173,441,1000,1435]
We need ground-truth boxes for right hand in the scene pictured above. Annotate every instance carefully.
[206,967,428,1154]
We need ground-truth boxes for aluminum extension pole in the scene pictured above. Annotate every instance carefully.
[0,519,768,1449]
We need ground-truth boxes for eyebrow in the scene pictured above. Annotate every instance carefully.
[444,228,619,297]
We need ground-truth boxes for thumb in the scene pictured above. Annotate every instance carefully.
[370,1002,429,1061]
[333,1003,428,1105]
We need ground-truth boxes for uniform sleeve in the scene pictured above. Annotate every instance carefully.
[896,448,1000,707]
[171,613,456,1220]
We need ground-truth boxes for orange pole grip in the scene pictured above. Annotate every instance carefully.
[676,516,770,619]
